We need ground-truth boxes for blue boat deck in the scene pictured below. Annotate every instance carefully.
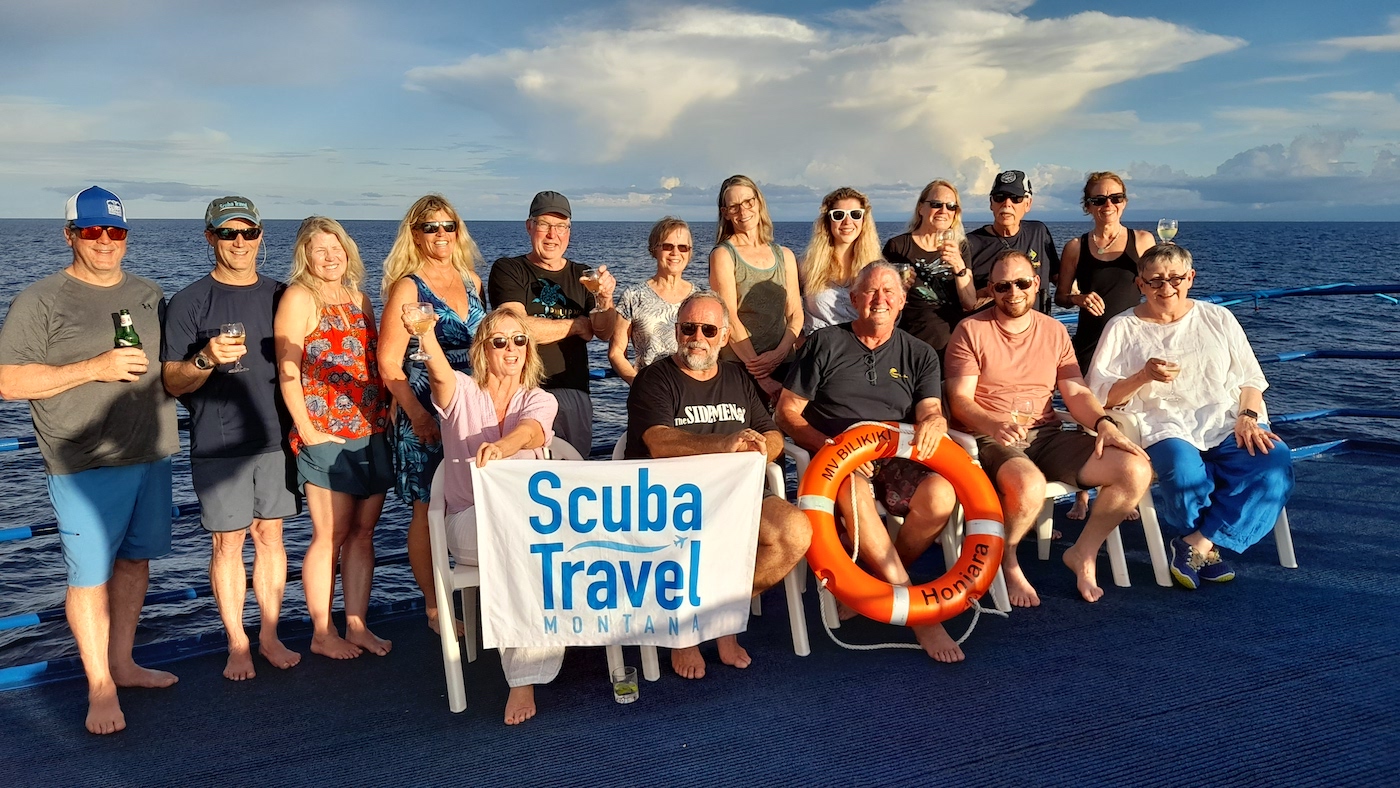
[2,450,1398,787]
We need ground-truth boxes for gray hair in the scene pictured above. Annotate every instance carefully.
[677,289,730,328]
[852,260,899,291]
[1138,243,1193,275]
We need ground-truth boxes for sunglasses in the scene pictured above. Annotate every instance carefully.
[992,278,1035,294]
[1086,193,1127,207]
[210,226,262,241]
[678,322,720,338]
[828,208,865,222]
[418,221,458,234]
[72,225,129,241]
[487,334,529,349]
[1143,274,1190,290]
[921,200,959,212]
[659,242,691,253]
[991,193,1027,204]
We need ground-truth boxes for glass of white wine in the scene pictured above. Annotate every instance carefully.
[220,322,248,373]
[580,266,602,294]
[403,302,436,362]
[1009,398,1035,449]
[1157,219,1178,245]
[1159,358,1183,403]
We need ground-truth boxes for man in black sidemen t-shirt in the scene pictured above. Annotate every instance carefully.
[776,262,968,664]
[965,170,1059,314]
[626,291,809,681]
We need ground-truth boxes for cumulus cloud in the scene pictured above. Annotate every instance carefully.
[405,0,1242,194]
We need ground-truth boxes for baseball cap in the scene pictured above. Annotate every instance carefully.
[991,170,1032,198]
[65,186,129,229]
[528,191,572,219]
[205,196,261,228]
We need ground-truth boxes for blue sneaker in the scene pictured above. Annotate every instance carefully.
[1170,537,1206,590]
[1199,549,1236,583]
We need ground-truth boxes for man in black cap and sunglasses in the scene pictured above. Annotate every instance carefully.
[965,170,1059,314]
[161,196,302,682]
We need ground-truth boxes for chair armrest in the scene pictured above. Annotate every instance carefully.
[947,428,979,457]
[782,439,811,482]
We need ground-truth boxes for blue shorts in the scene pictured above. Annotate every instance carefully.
[48,458,174,588]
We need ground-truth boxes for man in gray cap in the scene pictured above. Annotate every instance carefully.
[0,186,179,734]
[161,196,301,681]
[488,190,617,455]
[965,170,1060,314]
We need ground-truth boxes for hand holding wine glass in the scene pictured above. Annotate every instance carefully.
[1008,398,1035,449]
[219,322,248,373]
[1158,357,1183,402]
[402,302,436,363]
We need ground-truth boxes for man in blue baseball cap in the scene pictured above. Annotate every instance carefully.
[0,186,179,734]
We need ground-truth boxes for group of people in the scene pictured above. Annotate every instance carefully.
[0,170,1294,734]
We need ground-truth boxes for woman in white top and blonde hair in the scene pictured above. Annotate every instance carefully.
[799,186,883,334]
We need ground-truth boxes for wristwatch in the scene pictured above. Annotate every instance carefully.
[953,268,971,278]
[193,351,215,371]
[1094,414,1119,430]
[1239,408,1259,421]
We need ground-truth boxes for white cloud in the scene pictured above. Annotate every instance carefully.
[1320,15,1400,54]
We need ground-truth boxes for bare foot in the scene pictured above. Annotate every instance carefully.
[912,622,965,663]
[224,644,256,681]
[504,685,536,725]
[111,664,179,689]
[311,632,363,660]
[836,600,859,621]
[1125,506,1140,521]
[670,646,707,679]
[86,686,125,735]
[345,627,392,657]
[427,614,465,638]
[1067,492,1090,521]
[717,635,751,669]
[258,637,302,670]
[1062,545,1105,603]
[1003,563,1041,607]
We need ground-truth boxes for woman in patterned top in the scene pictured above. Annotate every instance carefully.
[275,216,393,660]
[607,217,696,384]
[378,195,487,634]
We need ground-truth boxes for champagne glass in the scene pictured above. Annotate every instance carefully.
[220,322,248,373]
[1157,219,1178,245]
[1159,358,1183,403]
[580,266,602,294]
[1009,398,1035,449]
[403,302,435,362]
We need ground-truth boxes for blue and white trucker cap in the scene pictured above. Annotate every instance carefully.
[65,186,129,229]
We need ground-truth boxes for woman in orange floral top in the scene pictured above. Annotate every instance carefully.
[275,216,393,660]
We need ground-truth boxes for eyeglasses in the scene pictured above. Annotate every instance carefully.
[533,219,571,234]
[487,334,529,349]
[659,243,691,253]
[72,225,129,241]
[418,221,457,234]
[922,200,959,212]
[724,196,758,215]
[210,226,262,241]
[991,193,1027,204]
[1142,274,1190,290]
[864,353,877,386]
[991,278,1035,294]
[677,322,720,338]
[828,208,865,222]
[1086,193,1127,207]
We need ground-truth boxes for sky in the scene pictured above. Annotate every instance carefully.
[1,0,1398,222]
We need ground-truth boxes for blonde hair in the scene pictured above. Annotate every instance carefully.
[906,179,968,242]
[289,216,365,306]
[800,187,882,295]
[381,194,483,296]
[469,308,545,390]
[715,175,774,246]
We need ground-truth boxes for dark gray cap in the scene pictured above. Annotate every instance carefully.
[205,196,260,228]
[991,170,1031,197]
[528,190,571,219]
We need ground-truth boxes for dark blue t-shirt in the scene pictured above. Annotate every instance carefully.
[161,274,289,458]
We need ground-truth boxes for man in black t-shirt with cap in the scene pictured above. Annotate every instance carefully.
[965,170,1059,314]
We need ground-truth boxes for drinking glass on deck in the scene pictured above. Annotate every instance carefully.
[611,665,638,704]
[219,322,248,374]
[1157,219,1178,245]
[580,267,602,294]
[1009,398,1035,449]
[403,302,436,362]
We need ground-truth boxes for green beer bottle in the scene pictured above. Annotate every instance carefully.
[115,309,142,348]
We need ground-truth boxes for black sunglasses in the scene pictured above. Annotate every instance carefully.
[921,199,959,212]
[678,322,720,338]
[828,208,865,222]
[487,334,528,349]
[418,221,458,234]
[210,226,262,241]
[992,278,1035,293]
[73,225,129,241]
[1086,193,1127,207]
[991,193,1027,204]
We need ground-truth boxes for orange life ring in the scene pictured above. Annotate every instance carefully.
[798,421,1005,627]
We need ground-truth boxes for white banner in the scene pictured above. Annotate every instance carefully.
[472,452,766,649]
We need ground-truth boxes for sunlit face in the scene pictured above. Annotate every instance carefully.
[652,227,693,276]
[1086,178,1127,225]
[990,192,1032,230]
[990,256,1038,319]
[484,315,529,380]
[674,299,728,372]
[1137,260,1194,310]
[526,212,571,263]
[65,224,127,276]
[206,218,261,277]
[306,232,347,283]
[828,197,864,244]
[850,267,906,328]
[918,185,960,234]
[722,185,760,231]
[414,209,457,263]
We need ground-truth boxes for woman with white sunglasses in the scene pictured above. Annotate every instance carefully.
[798,187,883,335]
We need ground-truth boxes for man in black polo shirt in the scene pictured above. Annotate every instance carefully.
[966,170,1059,314]
[626,291,809,679]
[776,262,964,662]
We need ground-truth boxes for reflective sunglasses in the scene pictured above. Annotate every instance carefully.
[659,242,691,253]
[1086,193,1127,207]
[1143,274,1190,290]
[678,322,720,338]
[991,278,1035,294]
[211,226,262,241]
[418,221,458,234]
[487,334,529,349]
[828,208,865,222]
[72,225,129,241]
[991,193,1027,204]
[922,199,959,212]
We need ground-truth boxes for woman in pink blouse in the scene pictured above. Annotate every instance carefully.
[412,306,560,726]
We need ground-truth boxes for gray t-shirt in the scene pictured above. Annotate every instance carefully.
[0,270,179,475]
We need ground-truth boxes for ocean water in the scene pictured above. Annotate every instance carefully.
[1,219,1397,668]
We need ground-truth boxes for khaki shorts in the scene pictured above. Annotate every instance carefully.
[975,426,1097,489]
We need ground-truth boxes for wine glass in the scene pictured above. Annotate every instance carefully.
[1159,358,1183,403]
[1157,219,1178,245]
[403,302,435,362]
[891,262,915,289]
[1009,398,1035,449]
[219,322,248,373]
[580,267,602,294]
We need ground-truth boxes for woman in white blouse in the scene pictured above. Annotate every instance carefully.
[798,187,882,335]
[1086,244,1293,590]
